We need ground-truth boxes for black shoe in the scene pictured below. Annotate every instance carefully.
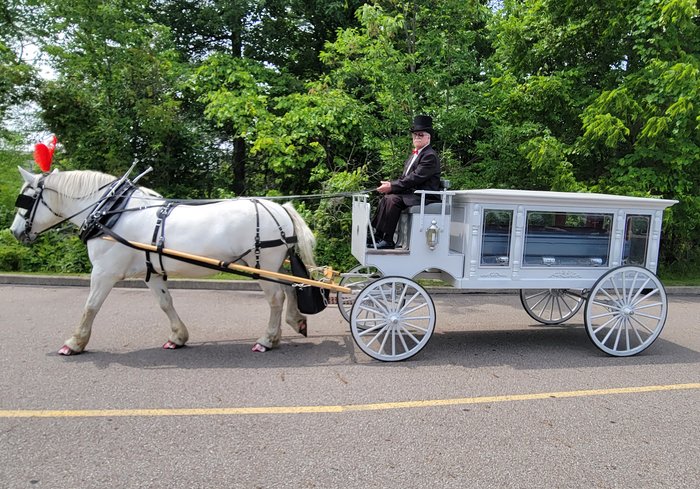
[374,239,395,250]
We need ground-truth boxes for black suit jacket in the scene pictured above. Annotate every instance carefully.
[389,144,441,206]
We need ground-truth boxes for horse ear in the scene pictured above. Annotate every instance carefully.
[18,166,40,187]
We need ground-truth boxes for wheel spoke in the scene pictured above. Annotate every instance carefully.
[629,319,646,345]
[593,314,620,336]
[357,303,386,317]
[400,321,430,334]
[612,318,624,350]
[600,316,623,344]
[357,322,387,338]
[629,315,657,335]
[536,294,553,319]
[554,297,566,321]
[525,290,549,302]
[397,325,421,346]
[633,301,663,311]
[632,289,660,308]
[633,311,663,321]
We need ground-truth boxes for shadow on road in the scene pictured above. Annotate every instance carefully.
[56,323,699,372]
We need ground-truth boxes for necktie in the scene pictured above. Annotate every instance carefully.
[405,150,419,175]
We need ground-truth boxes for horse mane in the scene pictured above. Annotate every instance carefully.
[45,170,117,201]
[43,169,162,204]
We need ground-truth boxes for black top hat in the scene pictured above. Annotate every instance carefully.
[410,115,434,135]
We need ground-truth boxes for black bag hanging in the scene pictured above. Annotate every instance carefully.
[288,250,329,314]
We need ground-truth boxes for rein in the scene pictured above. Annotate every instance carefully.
[124,189,372,205]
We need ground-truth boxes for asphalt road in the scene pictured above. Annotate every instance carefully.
[1,284,698,489]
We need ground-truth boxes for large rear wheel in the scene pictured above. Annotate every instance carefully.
[584,266,667,356]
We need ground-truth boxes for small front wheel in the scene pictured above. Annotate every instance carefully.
[520,289,584,324]
[336,265,382,323]
[584,266,667,356]
[350,276,436,362]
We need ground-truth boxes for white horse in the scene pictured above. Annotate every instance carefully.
[10,167,316,355]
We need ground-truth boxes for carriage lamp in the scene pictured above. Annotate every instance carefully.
[426,220,439,250]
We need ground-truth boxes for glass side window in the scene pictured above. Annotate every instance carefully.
[523,211,613,267]
[624,215,650,266]
[481,209,513,266]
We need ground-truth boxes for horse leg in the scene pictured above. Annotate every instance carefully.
[251,282,285,352]
[283,285,308,337]
[145,275,189,350]
[59,273,118,355]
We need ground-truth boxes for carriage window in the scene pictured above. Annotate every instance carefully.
[624,215,650,266]
[481,209,513,266]
[523,211,613,267]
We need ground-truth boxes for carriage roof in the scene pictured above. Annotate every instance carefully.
[449,188,677,210]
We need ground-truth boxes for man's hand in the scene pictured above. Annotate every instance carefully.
[377,181,392,194]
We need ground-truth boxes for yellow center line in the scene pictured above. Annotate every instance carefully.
[1,383,698,419]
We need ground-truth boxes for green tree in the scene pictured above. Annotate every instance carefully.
[491,0,700,265]
[321,0,492,183]
[0,0,37,143]
[150,0,365,195]
[35,0,213,196]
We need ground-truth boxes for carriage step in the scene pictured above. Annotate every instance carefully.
[366,247,410,255]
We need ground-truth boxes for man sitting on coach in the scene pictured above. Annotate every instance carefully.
[368,115,442,250]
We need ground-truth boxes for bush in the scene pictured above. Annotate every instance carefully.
[0,230,30,270]
[0,228,91,273]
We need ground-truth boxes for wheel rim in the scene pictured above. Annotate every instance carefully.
[520,289,584,324]
[337,265,382,322]
[584,266,667,356]
[350,276,435,361]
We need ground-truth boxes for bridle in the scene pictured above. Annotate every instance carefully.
[14,175,109,243]
[14,175,64,242]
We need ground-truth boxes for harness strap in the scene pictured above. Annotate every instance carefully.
[145,202,178,282]
[251,199,294,270]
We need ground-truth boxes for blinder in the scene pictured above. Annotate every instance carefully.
[13,175,57,242]
[15,193,37,212]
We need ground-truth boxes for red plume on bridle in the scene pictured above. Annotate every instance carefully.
[33,135,58,173]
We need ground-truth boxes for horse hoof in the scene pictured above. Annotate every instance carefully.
[252,343,268,353]
[298,320,307,338]
[58,345,76,356]
[163,341,183,350]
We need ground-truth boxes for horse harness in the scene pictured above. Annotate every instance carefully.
[138,198,298,282]
[72,182,298,282]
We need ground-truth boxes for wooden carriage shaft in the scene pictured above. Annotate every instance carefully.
[102,237,352,294]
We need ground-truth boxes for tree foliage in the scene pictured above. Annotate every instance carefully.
[0,0,37,143]
[1,0,699,273]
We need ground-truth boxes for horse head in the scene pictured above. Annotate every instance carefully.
[11,167,57,244]
[10,167,115,244]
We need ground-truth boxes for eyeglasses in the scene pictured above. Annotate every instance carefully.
[412,133,427,138]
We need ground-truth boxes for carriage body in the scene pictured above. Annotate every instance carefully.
[353,189,676,288]
[346,189,677,361]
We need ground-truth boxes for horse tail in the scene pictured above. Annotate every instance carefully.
[283,202,317,267]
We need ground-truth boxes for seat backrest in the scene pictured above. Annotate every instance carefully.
[408,202,447,214]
